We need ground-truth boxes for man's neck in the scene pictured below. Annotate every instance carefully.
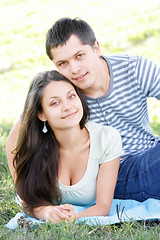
[83,57,110,99]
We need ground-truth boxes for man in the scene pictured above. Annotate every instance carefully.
[6,17,160,201]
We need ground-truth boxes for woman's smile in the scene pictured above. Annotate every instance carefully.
[62,111,78,119]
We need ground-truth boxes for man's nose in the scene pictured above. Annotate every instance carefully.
[70,61,81,74]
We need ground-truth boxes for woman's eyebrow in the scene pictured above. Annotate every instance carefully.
[48,89,75,99]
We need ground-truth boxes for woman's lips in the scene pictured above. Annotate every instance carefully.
[62,111,77,119]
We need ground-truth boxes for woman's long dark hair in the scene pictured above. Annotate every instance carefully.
[13,70,89,214]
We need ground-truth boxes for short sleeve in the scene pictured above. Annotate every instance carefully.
[99,126,123,164]
[136,56,160,100]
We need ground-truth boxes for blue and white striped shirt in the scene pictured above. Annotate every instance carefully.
[86,54,160,162]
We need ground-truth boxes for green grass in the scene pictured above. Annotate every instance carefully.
[1,220,160,240]
[0,0,160,239]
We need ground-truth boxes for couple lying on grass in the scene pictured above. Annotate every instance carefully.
[6,18,160,223]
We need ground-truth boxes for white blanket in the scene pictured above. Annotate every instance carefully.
[6,198,160,229]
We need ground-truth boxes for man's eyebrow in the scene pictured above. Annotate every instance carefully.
[55,50,84,64]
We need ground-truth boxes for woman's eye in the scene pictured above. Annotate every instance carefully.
[77,53,83,58]
[51,101,59,106]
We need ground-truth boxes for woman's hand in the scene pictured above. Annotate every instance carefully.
[33,204,75,224]
[58,204,75,220]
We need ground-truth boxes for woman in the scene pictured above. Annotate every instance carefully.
[13,70,123,223]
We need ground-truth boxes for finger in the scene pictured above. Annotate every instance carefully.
[55,207,70,221]
[45,213,59,224]
[60,209,73,217]
[62,204,71,208]
[58,206,73,217]
[60,204,73,211]
[46,210,68,224]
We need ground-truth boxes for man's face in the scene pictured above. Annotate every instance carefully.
[50,35,101,92]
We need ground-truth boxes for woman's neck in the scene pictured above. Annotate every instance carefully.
[53,125,89,151]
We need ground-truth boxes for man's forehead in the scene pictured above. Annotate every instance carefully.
[51,35,88,62]
[51,50,83,64]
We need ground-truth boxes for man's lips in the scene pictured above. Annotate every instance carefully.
[72,73,88,81]
[62,111,77,119]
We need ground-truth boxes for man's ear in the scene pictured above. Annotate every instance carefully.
[93,40,101,56]
[37,111,47,122]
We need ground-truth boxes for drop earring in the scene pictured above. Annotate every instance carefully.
[42,122,48,133]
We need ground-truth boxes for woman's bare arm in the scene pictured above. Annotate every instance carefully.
[6,118,22,181]
[75,157,120,219]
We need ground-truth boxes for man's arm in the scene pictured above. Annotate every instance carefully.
[6,118,22,181]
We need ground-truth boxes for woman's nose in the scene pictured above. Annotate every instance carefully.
[62,100,72,111]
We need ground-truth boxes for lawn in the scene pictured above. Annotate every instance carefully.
[0,0,160,239]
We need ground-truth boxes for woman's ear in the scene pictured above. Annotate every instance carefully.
[37,111,47,122]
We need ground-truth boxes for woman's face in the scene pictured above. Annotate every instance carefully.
[38,81,83,131]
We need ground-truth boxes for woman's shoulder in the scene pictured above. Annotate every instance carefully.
[85,121,119,136]
[85,121,122,148]
[85,121,123,164]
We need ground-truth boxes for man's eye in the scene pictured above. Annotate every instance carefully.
[69,94,76,99]
[59,62,66,67]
